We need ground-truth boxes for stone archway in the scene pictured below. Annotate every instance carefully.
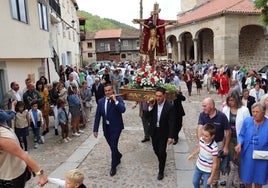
[167,35,178,61]
[195,28,214,62]
[179,32,194,61]
[239,25,267,69]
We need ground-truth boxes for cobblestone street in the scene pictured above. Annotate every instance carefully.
[25,83,259,188]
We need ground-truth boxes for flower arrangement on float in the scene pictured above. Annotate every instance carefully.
[119,64,178,102]
[129,64,162,89]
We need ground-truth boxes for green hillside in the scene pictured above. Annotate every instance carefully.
[78,10,136,31]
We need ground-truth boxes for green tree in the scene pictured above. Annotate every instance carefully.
[254,0,268,25]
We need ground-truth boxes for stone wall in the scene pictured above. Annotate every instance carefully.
[239,25,267,70]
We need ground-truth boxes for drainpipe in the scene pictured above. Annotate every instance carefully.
[47,58,51,83]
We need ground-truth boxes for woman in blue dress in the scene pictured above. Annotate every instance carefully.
[235,102,268,188]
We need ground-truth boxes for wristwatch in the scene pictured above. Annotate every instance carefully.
[35,169,44,176]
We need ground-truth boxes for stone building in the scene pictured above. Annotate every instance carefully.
[166,0,266,70]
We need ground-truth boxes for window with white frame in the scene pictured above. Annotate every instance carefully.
[105,44,110,51]
[38,2,48,30]
[10,0,28,23]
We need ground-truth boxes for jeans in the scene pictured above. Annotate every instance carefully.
[192,166,211,188]
[32,127,41,143]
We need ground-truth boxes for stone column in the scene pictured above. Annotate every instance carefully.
[193,38,198,61]
[177,40,181,62]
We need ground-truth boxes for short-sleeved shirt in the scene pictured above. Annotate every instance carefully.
[198,110,230,142]
[197,137,218,173]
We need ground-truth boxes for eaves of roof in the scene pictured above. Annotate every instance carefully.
[120,29,140,39]
[177,0,261,26]
[94,29,122,39]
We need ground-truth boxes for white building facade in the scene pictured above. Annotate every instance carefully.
[0,0,80,104]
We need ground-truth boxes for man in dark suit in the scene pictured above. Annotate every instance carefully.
[93,84,126,176]
[146,87,175,180]
[91,77,105,104]
[173,90,186,145]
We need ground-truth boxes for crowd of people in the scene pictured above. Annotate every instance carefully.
[1,58,268,187]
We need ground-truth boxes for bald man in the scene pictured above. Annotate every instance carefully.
[197,97,231,187]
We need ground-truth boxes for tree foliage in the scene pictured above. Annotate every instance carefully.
[77,10,136,31]
[254,0,268,25]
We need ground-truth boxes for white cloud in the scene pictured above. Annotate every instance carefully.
[76,0,180,28]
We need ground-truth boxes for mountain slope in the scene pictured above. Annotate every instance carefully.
[78,10,136,31]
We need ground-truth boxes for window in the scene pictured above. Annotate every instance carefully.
[38,2,48,30]
[88,53,93,58]
[122,40,128,47]
[121,54,126,59]
[87,42,92,48]
[10,0,28,23]
[105,44,110,51]
[136,40,140,49]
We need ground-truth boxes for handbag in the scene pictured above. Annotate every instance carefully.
[252,150,268,160]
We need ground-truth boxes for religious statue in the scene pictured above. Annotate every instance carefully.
[133,3,177,66]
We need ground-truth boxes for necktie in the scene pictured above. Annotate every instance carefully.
[106,99,111,116]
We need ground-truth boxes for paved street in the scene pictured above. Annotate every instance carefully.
[24,83,257,188]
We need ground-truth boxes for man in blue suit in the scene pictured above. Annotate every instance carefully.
[93,84,126,176]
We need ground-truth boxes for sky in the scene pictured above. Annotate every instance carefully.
[76,0,181,28]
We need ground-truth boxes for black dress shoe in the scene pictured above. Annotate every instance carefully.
[173,140,178,145]
[141,138,150,143]
[110,168,116,176]
[157,172,164,180]
[220,181,226,186]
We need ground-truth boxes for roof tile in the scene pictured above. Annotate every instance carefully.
[94,29,122,39]
[178,0,261,24]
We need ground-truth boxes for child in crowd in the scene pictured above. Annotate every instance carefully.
[57,99,71,143]
[48,168,87,187]
[65,169,87,188]
[27,101,44,149]
[14,101,29,152]
[187,123,218,188]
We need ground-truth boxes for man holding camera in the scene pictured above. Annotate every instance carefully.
[197,97,231,187]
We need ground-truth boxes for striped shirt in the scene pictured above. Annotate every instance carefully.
[196,137,218,173]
